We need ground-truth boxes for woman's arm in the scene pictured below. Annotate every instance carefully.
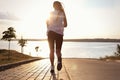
[46,20,49,27]
[63,13,67,27]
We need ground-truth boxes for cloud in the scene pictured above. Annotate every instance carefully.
[0,11,19,21]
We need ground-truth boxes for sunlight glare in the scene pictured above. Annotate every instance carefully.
[15,0,53,39]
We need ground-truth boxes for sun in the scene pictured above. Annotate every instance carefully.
[13,0,72,39]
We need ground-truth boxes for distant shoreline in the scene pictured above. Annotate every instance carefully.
[1,38,120,42]
[63,39,120,42]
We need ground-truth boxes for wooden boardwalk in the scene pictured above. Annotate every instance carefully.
[0,59,71,80]
[0,58,120,80]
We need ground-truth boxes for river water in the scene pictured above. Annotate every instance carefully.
[0,41,119,59]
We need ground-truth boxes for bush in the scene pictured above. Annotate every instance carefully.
[100,44,120,60]
[114,44,120,57]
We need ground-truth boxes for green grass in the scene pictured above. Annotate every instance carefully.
[0,49,35,65]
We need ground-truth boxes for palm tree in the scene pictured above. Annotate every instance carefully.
[18,37,27,54]
[1,27,16,59]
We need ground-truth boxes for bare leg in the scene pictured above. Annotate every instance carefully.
[56,49,62,71]
[48,40,55,73]
[47,31,55,74]
[56,49,62,62]
[50,49,54,66]
[50,49,55,74]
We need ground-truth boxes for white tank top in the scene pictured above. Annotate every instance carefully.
[47,10,65,35]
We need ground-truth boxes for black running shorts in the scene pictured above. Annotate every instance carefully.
[47,31,63,50]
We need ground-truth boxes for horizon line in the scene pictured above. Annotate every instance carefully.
[1,38,120,42]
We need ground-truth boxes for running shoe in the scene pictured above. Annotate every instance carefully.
[57,62,62,71]
[50,66,55,74]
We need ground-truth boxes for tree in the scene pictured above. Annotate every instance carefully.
[18,37,27,54]
[1,27,16,59]
[35,46,39,56]
[35,46,39,52]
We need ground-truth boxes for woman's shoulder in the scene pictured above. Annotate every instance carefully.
[50,11,54,14]
[49,11,56,15]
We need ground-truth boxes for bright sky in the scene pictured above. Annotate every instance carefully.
[0,0,120,39]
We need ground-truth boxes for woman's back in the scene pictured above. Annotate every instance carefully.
[47,10,65,35]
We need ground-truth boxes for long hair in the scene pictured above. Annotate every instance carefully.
[53,1,65,13]
[53,1,67,27]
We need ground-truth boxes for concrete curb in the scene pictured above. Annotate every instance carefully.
[0,58,41,71]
